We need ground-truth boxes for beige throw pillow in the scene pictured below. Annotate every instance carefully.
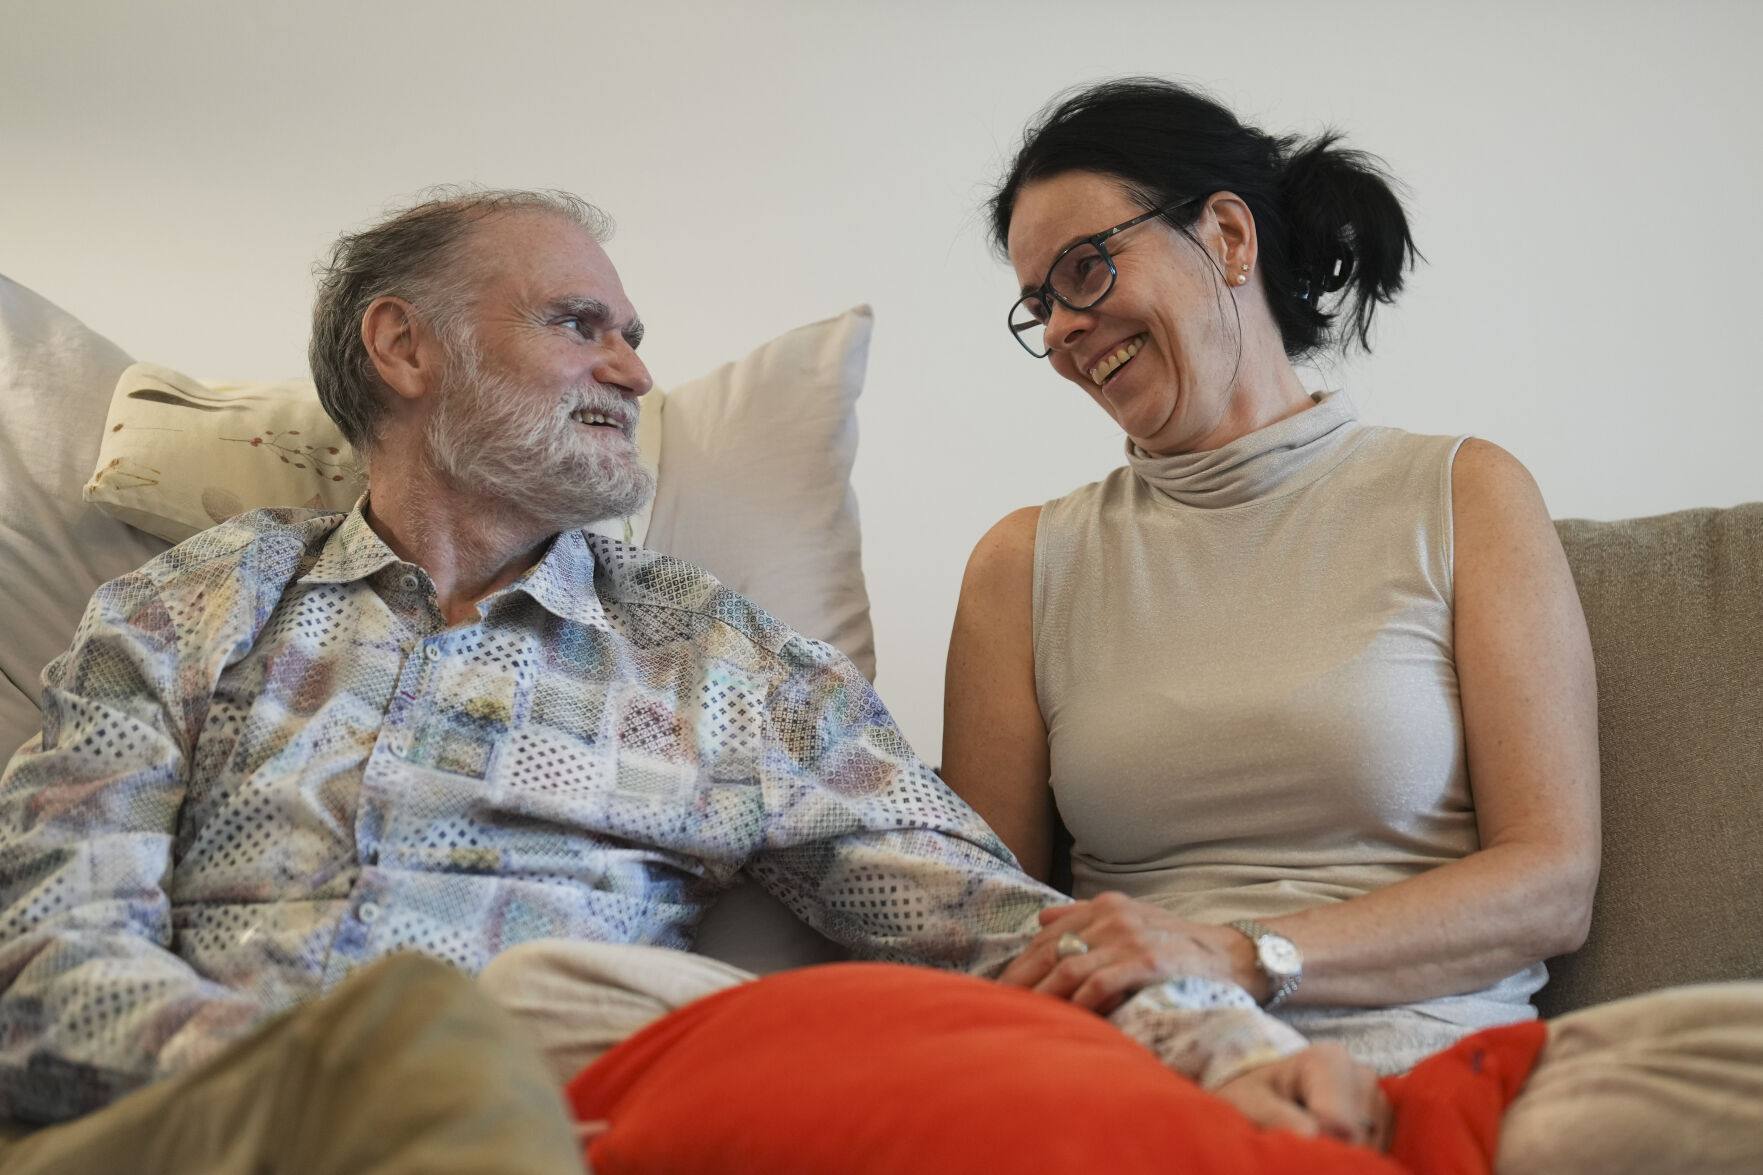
[85,365,367,541]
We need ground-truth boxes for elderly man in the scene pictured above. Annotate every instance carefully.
[0,190,1379,1172]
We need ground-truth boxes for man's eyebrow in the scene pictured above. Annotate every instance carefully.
[550,296,644,349]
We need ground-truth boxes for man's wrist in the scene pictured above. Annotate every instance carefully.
[1108,977,1308,1088]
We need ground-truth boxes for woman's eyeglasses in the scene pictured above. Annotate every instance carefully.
[1007,195,1203,358]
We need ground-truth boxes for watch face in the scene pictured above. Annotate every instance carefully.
[1258,935,1301,977]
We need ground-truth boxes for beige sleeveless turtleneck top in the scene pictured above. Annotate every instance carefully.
[1034,392,1545,1031]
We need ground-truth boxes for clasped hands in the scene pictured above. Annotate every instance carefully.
[999,892,1389,1150]
[998,891,1263,1012]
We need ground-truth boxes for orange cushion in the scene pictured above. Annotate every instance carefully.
[566,962,1544,1175]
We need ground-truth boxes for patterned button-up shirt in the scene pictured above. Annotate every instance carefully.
[0,506,1302,1123]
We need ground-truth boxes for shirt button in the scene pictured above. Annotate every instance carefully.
[387,735,410,756]
[399,574,419,591]
[423,645,441,661]
[357,901,382,924]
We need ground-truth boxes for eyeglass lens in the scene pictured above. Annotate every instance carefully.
[1010,242,1114,355]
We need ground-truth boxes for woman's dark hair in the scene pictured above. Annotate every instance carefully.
[989,77,1418,359]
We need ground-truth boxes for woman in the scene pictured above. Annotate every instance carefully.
[940,77,1602,1076]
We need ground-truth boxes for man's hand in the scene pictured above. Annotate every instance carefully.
[1215,1044,1390,1149]
[998,892,1263,1013]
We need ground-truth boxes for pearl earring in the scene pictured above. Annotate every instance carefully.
[1234,273,1248,285]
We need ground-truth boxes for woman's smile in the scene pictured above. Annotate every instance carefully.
[1088,332,1149,387]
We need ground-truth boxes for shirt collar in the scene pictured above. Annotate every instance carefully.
[513,528,609,629]
[298,499,609,629]
[299,499,401,585]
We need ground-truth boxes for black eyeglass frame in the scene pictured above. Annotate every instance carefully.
[1007,194,1206,358]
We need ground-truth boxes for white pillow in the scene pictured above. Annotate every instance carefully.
[645,306,876,679]
[0,276,169,759]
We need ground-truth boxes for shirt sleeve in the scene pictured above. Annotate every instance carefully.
[743,636,1307,1088]
[0,570,267,1123]
[1109,977,1309,1088]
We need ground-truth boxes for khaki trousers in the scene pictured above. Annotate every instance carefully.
[478,939,755,1086]
[1497,981,1763,1175]
[0,954,583,1175]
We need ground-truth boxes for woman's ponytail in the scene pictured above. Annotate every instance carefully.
[1276,134,1419,354]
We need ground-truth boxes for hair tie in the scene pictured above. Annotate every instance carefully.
[1300,247,1356,302]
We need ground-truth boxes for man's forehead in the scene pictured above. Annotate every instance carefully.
[467,210,635,315]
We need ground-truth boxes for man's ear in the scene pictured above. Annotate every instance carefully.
[361,296,441,403]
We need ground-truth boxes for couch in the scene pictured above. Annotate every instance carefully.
[2,270,1757,1021]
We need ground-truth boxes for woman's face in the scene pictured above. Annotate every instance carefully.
[1007,171,1242,456]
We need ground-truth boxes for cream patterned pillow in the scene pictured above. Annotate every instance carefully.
[85,365,367,540]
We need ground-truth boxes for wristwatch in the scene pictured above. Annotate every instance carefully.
[1227,920,1302,1010]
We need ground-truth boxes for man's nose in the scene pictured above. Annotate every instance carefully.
[604,337,653,398]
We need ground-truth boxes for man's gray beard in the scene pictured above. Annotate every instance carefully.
[423,344,655,533]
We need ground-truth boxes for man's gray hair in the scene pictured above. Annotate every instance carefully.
[309,187,614,453]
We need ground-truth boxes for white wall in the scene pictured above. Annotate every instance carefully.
[5,0,1760,760]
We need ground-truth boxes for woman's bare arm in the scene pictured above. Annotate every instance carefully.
[941,506,1056,882]
[1254,439,1600,1003]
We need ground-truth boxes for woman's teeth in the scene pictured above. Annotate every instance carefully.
[1089,335,1146,386]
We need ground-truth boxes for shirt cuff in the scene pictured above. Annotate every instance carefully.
[1108,975,1310,1089]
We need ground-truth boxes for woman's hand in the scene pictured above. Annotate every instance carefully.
[1216,1044,1391,1149]
[998,891,1263,1013]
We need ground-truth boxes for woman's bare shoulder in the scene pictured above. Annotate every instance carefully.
[1451,437,1547,506]
[960,506,1042,592]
